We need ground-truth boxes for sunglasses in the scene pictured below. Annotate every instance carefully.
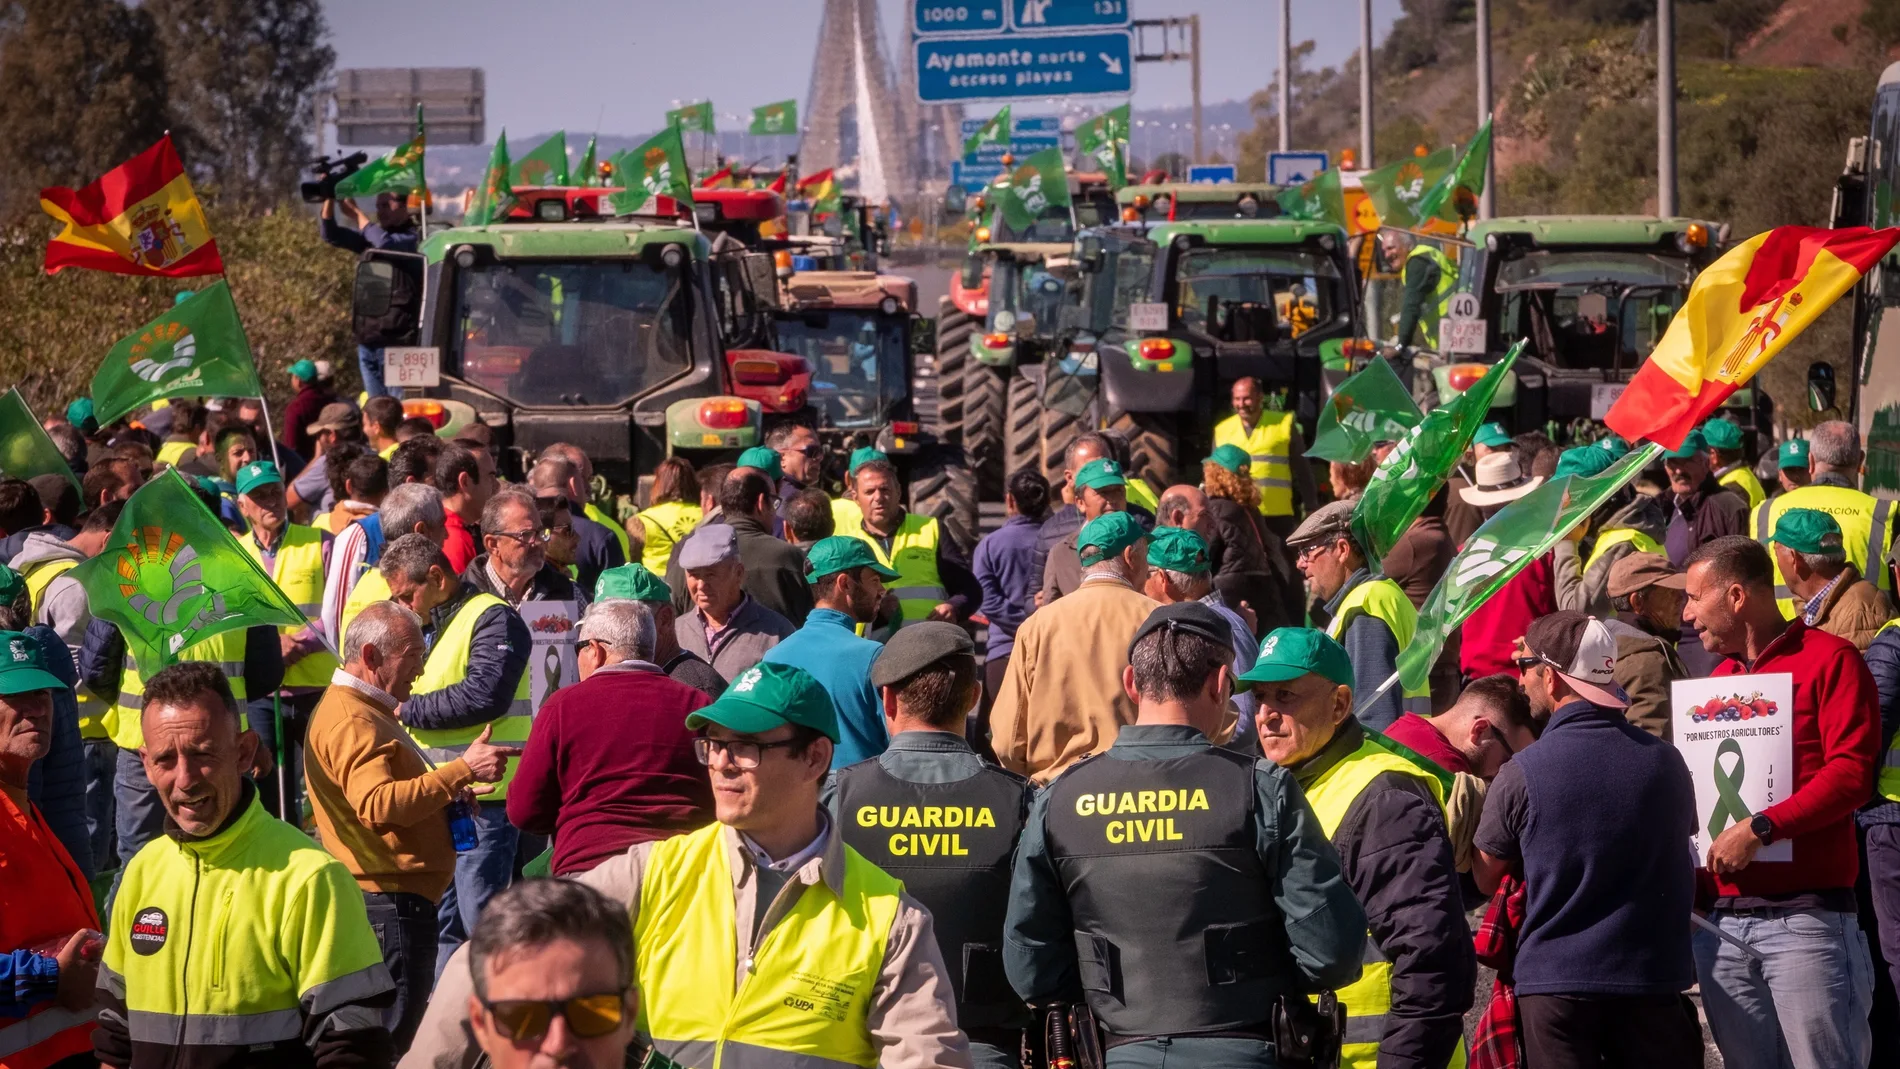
[482,992,628,1042]
[1512,655,1549,672]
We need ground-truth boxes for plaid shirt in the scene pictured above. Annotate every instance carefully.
[1470,875,1528,1069]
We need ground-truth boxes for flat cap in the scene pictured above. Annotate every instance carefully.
[678,523,739,569]
[870,622,976,689]
[1606,551,1687,598]
[1127,601,1235,659]
[1286,498,1355,549]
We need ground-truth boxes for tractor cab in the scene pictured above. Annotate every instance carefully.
[1114,182,1282,224]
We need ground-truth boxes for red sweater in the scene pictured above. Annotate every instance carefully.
[1460,553,1556,680]
[1709,621,1879,899]
[1382,712,1473,775]
[506,663,716,874]
[443,510,478,577]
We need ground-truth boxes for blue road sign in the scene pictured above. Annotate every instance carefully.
[1268,151,1329,186]
[1012,0,1131,31]
[952,161,1006,187]
[913,2,1006,36]
[1187,164,1237,184]
[916,31,1134,103]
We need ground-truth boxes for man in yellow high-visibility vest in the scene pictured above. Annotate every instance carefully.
[1288,500,1428,731]
[1705,418,1766,511]
[1751,420,1897,617]
[1210,377,1317,538]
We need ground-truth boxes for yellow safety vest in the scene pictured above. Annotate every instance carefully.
[1753,484,1897,615]
[850,513,947,629]
[338,570,391,652]
[1124,476,1159,515]
[20,557,102,739]
[831,497,864,537]
[407,591,530,798]
[1877,620,1900,803]
[1406,244,1458,350]
[103,793,390,1051]
[634,824,899,1069]
[241,524,338,689]
[1302,739,1464,1069]
[585,501,633,561]
[1582,527,1664,574]
[1717,464,1767,512]
[1212,411,1296,517]
[1327,576,1430,699]
[103,631,249,752]
[155,439,196,469]
[378,442,399,460]
[638,501,703,575]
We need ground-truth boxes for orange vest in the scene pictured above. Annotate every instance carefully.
[0,789,99,1069]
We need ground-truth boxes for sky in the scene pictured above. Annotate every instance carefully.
[321,0,1406,145]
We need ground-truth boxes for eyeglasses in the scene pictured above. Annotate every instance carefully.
[794,444,825,460]
[492,528,550,545]
[481,992,628,1042]
[1512,655,1548,671]
[693,736,801,770]
[546,523,575,537]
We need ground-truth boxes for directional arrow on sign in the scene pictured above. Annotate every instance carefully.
[1101,53,1123,75]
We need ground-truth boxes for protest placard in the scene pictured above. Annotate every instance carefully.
[521,599,581,713]
[1672,673,1795,863]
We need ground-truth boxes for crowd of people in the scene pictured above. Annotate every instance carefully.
[3,369,1900,1069]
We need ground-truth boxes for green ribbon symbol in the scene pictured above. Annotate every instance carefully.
[542,645,563,699]
[1709,737,1753,841]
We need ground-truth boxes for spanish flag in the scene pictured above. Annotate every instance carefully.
[1604,226,1900,450]
[39,136,224,278]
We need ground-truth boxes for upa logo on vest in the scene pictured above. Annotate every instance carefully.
[130,907,169,955]
[733,667,762,693]
[7,638,28,664]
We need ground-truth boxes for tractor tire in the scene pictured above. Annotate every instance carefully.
[1108,408,1182,490]
[1040,399,1087,486]
[933,296,972,445]
[908,445,980,556]
[1004,366,1042,487]
[964,362,1007,499]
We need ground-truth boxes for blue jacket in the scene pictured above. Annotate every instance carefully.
[25,623,93,879]
[760,608,887,768]
[400,582,532,733]
[78,619,284,709]
[1861,627,1900,825]
[972,514,1042,660]
[568,503,627,596]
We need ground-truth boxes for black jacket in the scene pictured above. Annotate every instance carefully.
[398,580,531,734]
[80,619,284,708]
[567,503,626,595]
[1204,497,1300,637]
[465,553,587,605]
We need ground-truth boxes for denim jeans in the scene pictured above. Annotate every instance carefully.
[436,801,517,973]
[249,694,317,826]
[1694,906,1874,1069]
[83,738,118,869]
[106,747,167,911]
[359,344,391,399]
[364,890,438,1056]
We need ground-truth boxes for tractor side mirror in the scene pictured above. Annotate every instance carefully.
[1077,234,1105,273]
[1807,362,1836,413]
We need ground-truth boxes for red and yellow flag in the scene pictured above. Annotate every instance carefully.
[766,169,788,195]
[1605,225,1900,450]
[38,136,224,278]
[698,165,735,189]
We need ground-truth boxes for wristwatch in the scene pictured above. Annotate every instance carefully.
[1750,813,1775,845]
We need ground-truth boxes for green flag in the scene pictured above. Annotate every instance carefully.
[575,135,599,187]
[1413,118,1492,226]
[467,132,515,226]
[1275,167,1348,231]
[1360,145,1455,232]
[1397,442,1663,692]
[962,105,1011,159]
[749,100,798,135]
[998,148,1070,230]
[334,130,426,198]
[1307,358,1423,464]
[512,131,569,186]
[90,281,262,429]
[69,469,307,680]
[667,101,716,134]
[0,390,80,492]
[1350,341,1523,562]
[609,124,694,215]
[1075,104,1130,187]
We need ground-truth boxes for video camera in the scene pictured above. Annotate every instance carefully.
[301,152,369,203]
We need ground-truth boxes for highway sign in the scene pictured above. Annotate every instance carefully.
[916,31,1134,103]
[914,2,1006,36]
[1013,0,1131,31]
[1187,164,1237,184]
[1267,151,1329,186]
[952,161,1010,188]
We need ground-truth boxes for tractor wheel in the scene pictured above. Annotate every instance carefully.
[964,362,1008,499]
[1108,408,1182,490]
[1040,398,1087,485]
[932,296,972,445]
[1004,366,1042,487]
[908,445,980,556]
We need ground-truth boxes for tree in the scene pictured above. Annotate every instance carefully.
[0,0,170,217]
[143,0,332,205]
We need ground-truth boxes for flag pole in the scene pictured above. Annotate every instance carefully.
[273,692,290,821]
[1351,670,1402,721]
[417,104,429,243]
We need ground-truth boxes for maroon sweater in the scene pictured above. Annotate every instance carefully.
[1708,621,1879,902]
[506,662,716,874]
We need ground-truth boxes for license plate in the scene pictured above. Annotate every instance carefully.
[1590,383,1625,419]
[1442,317,1488,355]
[384,346,440,388]
[1127,302,1169,332]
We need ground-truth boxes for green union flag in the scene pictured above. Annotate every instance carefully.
[1075,104,1129,187]
[1413,118,1492,226]
[1350,341,1523,562]
[999,148,1070,231]
[1307,358,1422,465]
[0,389,79,492]
[1275,167,1348,231]
[610,125,694,215]
[467,132,515,226]
[91,281,262,429]
[575,135,599,187]
[69,469,306,679]
[334,131,426,198]
[668,101,716,134]
[963,105,1011,159]
[749,100,798,136]
[1360,145,1455,231]
[1397,442,1663,692]
[512,131,570,186]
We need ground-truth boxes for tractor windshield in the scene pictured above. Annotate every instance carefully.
[1173,245,1343,338]
[774,311,907,428]
[988,259,1071,337]
[1493,249,1696,369]
[450,260,693,407]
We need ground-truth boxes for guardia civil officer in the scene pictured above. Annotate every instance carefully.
[826,622,1036,1069]
[1004,602,1366,1068]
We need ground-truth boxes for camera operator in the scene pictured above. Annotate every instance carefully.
[321,192,419,399]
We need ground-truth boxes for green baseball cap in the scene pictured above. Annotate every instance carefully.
[1599,434,1631,459]
[65,398,97,436]
[1700,419,1743,451]
[0,630,67,696]
[1770,508,1846,557]
[736,446,784,482]
[288,359,318,383]
[1237,627,1355,688]
[1778,438,1810,469]
[848,447,888,475]
[1554,445,1614,480]
[1147,526,1211,575]
[686,661,840,742]
[1073,457,1127,492]
[234,461,283,496]
[593,563,672,603]
[1204,444,1251,476]
[0,566,23,609]
[1474,422,1512,448]
[1663,428,1707,460]
[804,536,899,582]
[1078,511,1146,567]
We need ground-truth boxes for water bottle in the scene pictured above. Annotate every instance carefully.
[449,797,479,853]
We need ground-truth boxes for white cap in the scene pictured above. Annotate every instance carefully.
[1553,617,1627,709]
